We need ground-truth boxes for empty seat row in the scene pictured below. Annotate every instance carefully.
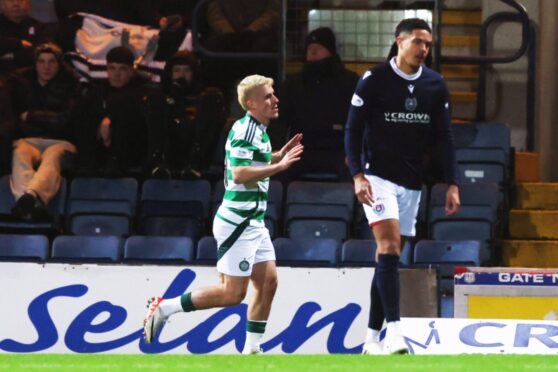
[0,234,481,269]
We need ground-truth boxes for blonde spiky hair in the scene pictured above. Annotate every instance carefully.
[237,74,274,111]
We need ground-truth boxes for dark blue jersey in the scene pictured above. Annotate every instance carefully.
[345,58,459,190]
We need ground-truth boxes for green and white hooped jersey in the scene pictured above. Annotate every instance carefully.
[216,113,272,227]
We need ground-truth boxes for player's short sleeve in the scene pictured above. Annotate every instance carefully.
[229,138,258,166]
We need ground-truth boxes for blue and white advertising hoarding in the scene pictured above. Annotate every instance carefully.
[1,263,557,355]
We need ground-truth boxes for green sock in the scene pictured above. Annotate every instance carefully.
[180,292,196,312]
[246,320,267,334]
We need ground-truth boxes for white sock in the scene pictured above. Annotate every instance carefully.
[244,331,263,351]
[159,297,184,317]
[365,328,380,343]
[387,320,402,336]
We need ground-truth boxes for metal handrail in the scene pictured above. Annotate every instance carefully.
[476,12,536,151]
[439,0,531,65]
[190,0,280,62]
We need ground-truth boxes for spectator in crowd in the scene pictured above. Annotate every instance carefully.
[0,81,15,176]
[73,46,168,177]
[205,0,279,53]
[0,0,52,77]
[161,51,226,179]
[280,27,358,181]
[7,42,79,220]
[202,0,280,94]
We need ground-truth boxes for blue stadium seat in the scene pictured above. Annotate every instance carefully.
[0,234,49,261]
[414,240,481,319]
[341,239,376,266]
[285,182,354,242]
[196,236,217,264]
[139,179,211,240]
[341,239,413,267]
[414,240,481,267]
[273,238,339,267]
[452,122,511,157]
[0,175,67,234]
[212,179,283,238]
[429,183,499,262]
[124,236,194,262]
[452,122,511,185]
[51,235,123,261]
[431,220,491,242]
[67,177,138,236]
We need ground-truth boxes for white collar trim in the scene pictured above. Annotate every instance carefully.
[389,57,422,81]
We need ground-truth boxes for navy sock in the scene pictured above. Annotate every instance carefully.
[375,254,401,322]
[368,273,385,330]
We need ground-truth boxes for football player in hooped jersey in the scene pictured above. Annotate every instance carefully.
[345,18,460,354]
[143,75,304,354]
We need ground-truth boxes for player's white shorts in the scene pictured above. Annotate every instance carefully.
[362,175,422,237]
[213,217,275,277]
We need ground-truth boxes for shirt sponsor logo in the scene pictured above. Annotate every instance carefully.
[351,94,364,107]
[384,112,431,124]
[232,148,250,158]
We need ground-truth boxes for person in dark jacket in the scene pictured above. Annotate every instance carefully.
[8,42,79,220]
[161,51,226,179]
[280,27,359,181]
[0,0,51,77]
[73,46,167,177]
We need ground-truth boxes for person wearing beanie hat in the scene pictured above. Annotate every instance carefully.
[160,51,226,179]
[6,40,79,220]
[278,27,358,183]
[105,46,136,89]
[106,46,135,67]
[305,27,337,60]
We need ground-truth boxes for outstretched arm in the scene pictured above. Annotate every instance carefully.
[232,144,304,184]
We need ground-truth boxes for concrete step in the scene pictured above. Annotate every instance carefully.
[442,35,480,48]
[442,10,482,26]
[450,91,477,104]
[441,64,479,80]
[509,210,558,240]
[515,183,558,210]
[443,0,482,10]
[502,240,558,268]
[515,151,540,182]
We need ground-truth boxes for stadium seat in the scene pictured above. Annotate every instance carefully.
[414,240,481,318]
[285,182,354,242]
[429,183,499,262]
[67,177,138,236]
[452,122,511,158]
[452,122,511,186]
[414,240,482,267]
[431,220,491,242]
[212,179,283,238]
[341,239,376,266]
[196,236,217,264]
[51,235,123,262]
[0,234,49,261]
[124,236,194,262]
[0,175,67,234]
[340,239,413,267]
[139,179,211,240]
[273,238,339,267]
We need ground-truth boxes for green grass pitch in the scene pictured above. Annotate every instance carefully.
[1,354,558,371]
